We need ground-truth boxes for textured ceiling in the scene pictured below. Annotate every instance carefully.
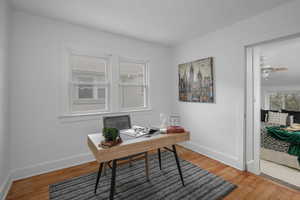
[261,37,300,87]
[11,0,293,46]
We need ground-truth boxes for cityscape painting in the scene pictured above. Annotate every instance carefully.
[179,57,214,103]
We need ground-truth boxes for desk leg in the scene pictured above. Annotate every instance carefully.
[145,152,150,181]
[110,160,117,200]
[172,145,185,186]
[158,148,162,170]
[94,163,104,194]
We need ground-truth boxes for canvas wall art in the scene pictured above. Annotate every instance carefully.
[179,57,214,103]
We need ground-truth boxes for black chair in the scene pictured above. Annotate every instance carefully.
[94,115,149,197]
[103,115,132,131]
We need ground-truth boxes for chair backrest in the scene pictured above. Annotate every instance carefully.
[103,115,131,130]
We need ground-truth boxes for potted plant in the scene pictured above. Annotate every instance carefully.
[101,128,122,148]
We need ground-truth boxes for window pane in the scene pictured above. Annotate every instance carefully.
[72,99,106,111]
[120,86,145,108]
[285,93,300,111]
[119,62,145,84]
[71,55,107,82]
[97,88,106,99]
[270,93,283,110]
[78,84,93,99]
[119,60,148,109]
[76,76,93,83]
[71,86,106,111]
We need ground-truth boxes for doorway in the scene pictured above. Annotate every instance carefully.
[246,36,300,187]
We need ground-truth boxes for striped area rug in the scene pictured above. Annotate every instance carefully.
[49,151,236,200]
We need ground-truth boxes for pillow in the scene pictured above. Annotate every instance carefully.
[282,110,300,124]
[268,111,288,126]
[261,110,279,122]
[261,110,268,122]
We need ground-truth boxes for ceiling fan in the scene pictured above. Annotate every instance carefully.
[260,56,288,80]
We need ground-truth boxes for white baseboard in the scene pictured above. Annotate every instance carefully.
[0,174,13,200]
[181,141,244,170]
[10,152,95,181]
[246,159,260,175]
[0,153,95,199]
[246,160,255,172]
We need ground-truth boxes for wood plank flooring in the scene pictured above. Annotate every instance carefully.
[6,146,300,200]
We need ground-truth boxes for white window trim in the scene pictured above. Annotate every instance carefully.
[69,53,111,114]
[60,46,152,118]
[60,46,113,116]
[118,56,151,112]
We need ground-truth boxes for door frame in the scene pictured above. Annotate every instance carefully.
[245,46,261,174]
[244,33,300,174]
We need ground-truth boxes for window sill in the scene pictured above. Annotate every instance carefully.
[59,108,152,121]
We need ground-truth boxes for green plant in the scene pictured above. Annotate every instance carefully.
[102,128,119,141]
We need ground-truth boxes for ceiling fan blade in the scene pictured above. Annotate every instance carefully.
[261,67,272,70]
[272,67,288,72]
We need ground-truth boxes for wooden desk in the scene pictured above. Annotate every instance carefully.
[87,131,190,200]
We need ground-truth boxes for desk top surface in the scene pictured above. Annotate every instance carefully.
[88,131,189,151]
[87,131,190,162]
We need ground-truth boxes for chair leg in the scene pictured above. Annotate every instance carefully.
[94,163,104,194]
[158,148,162,170]
[110,160,117,200]
[172,145,185,186]
[103,162,107,175]
[145,152,150,181]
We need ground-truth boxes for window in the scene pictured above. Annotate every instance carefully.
[285,93,300,111]
[63,49,150,116]
[70,54,110,113]
[269,93,284,110]
[268,91,300,111]
[119,59,149,110]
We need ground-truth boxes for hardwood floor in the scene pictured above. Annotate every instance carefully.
[6,146,300,200]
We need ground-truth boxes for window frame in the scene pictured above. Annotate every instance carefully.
[118,57,150,112]
[60,46,151,118]
[67,51,112,115]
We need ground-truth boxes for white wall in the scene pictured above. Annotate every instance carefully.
[172,0,300,170]
[0,0,11,198]
[260,38,300,87]
[9,11,172,179]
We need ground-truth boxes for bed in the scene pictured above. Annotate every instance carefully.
[260,122,300,170]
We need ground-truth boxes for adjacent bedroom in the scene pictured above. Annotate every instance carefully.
[259,37,300,188]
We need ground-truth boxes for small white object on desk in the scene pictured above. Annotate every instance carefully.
[160,113,168,129]
[160,128,167,133]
